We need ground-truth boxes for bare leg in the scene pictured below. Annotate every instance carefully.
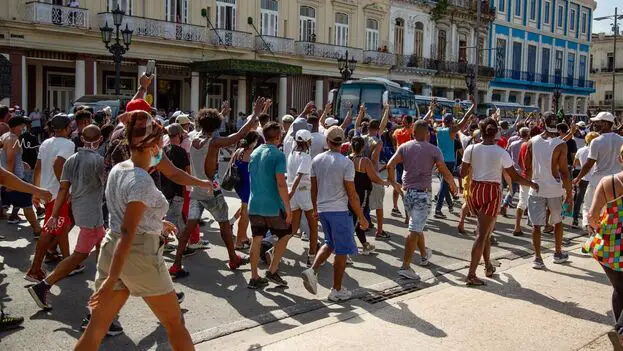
[416,232,427,256]
[28,234,55,275]
[513,208,524,233]
[304,210,318,255]
[393,190,400,210]
[554,222,563,254]
[532,225,542,260]
[173,219,199,268]
[401,232,419,268]
[218,221,238,261]
[290,210,302,237]
[375,209,384,235]
[75,289,129,350]
[467,214,496,278]
[268,235,293,274]
[57,225,73,258]
[235,204,249,246]
[23,207,41,233]
[143,292,194,351]
[458,203,469,232]
[45,252,89,285]
[482,220,497,268]
[311,244,333,271]
[332,254,348,290]
[249,235,262,279]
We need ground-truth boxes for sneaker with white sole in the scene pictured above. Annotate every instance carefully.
[301,268,318,295]
[397,267,421,280]
[420,248,433,266]
[188,240,210,250]
[300,231,309,241]
[346,255,354,265]
[553,252,569,264]
[532,258,546,270]
[361,243,376,255]
[328,287,352,302]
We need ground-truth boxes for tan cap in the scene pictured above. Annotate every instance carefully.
[176,114,191,125]
[326,126,345,144]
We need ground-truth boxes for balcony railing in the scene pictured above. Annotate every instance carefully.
[255,35,295,55]
[394,55,494,76]
[26,1,89,29]
[447,0,496,15]
[209,29,254,50]
[363,51,396,66]
[295,42,363,62]
[97,13,208,42]
[495,69,595,88]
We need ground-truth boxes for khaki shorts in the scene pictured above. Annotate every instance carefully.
[369,183,385,210]
[95,232,174,297]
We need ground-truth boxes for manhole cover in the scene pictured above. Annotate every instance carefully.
[360,283,420,304]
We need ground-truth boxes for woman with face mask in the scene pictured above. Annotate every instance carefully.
[231,130,260,250]
[77,111,193,350]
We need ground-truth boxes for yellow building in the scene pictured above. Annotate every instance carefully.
[0,0,394,121]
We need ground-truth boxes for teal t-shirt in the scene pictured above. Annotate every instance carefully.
[436,127,455,162]
[248,144,287,216]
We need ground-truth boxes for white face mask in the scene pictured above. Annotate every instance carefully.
[545,126,558,134]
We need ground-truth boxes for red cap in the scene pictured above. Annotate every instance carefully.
[126,99,151,112]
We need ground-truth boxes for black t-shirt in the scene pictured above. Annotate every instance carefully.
[160,144,190,199]
[72,131,83,151]
[566,139,577,167]
[20,131,39,169]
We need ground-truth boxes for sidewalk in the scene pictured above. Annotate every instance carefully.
[196,244,615,351]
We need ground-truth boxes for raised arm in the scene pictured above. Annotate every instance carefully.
[214,96,264,147]
[451,100,475,137]
[131,73,153,101]
[355,104,366,132]
[340,103,353,130]
[378,102,391,135]
[320,102,332,126]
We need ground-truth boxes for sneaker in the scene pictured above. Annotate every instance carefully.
[532,258,546,270]
[391,208,402,217]
[361,243,376,255]
[188,240,210,250]
[68,264,86,277]
[553,252,569,264]
[420,248,433,266]
[169,265,190,279]
[247,277,269,289]
[176,291,185,304]
[397,267,421,281]
[346,255,354,265]
[7,215,20,224]
[301,268,318,294]
[27,281,51,310]
[80,314,124,336]
[328,287,352,302]
[265,271,288,287]
[433,211,447,219]
[163,243,177,253]
[375,231,391,241]
[228,254,249,270]
[182,247,197,257]
[24,271,46,283]
[0,312,24,331]
[300,231,310,241]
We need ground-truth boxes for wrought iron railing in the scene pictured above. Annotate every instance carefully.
[97,13,208,42]
[494,69,595,88]
[26,1,89,29]
[209,28,254,49]
[255,35,295,55]
[363,51,396,66]
[294,42,363,62]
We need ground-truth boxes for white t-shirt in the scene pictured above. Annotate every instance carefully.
[287,151,312,190]
[588,132,623,184]
[575,146,593,182]
[38,137,75,199]
[310,132,327,159]
[311,151,355,212]
[462,144,513,183]
[573,136,585,150]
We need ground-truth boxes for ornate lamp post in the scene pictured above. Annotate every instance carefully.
[464,69,476,97]
[337,50,357,81]
[100,5,133,95]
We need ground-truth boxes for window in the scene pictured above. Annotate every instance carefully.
[216,0,236,30]
[165,0,188,23]
[299,6,316,42]
[459,34,467,62]
[499,0,505,12]
[260,0,278,36]
[579,55,586,79]
[528,45,537,75]
[108,0,132,15]
[555,50,563,76]
[512,42,522,75]
[581,13,588,34]
[529,0,536,20]
[569,9,576,31]
[496,38,506,71]
[365,19,379,51]
[335,13,349,46]
[542,47,550,77]
[414,22,424,57]
[394,18,404,55]
[544,1,550,24]
[607,53,614,71]
[606,91,614,101]
[557,5,563,28]
[437,30,447,60]
[515,0,521,16]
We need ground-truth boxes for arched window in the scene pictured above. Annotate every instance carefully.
[414,22,424,57]
[335,13,349,46]
[365,19,379,50]
[394,18,404,55]
[299,6,316,41]
[437,29,447,60]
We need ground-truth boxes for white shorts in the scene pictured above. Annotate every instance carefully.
[517,185,530,211]
[290,189,313,212]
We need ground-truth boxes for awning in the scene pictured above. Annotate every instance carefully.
[190,59,302,76]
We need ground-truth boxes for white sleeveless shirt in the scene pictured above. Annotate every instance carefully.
[529,135,564,198]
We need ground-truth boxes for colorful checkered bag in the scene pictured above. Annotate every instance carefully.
[582,198,623,271]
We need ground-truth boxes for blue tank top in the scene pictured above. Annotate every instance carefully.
[436,127,455,162]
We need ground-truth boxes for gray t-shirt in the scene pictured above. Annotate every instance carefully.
[398,140,443,191]
[105,161,168,235]
[507,139,524,171]
[588,132,623,184]
[60,149,105,228]
[311,150,355,213]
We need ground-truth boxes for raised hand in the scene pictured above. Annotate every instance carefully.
[253,97,266,116]
[262,99,273,114]
[221,101,231,117]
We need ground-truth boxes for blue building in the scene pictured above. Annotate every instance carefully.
[487,0,596,113]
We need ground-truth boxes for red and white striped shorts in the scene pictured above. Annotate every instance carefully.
[468,181,502,217]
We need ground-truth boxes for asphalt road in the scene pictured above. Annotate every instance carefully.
[0,177,583,350]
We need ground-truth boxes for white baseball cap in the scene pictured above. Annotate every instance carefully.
[295,129,312,142]
[325,117,339,127]
[576,121,587,127]
[590,111,615,123]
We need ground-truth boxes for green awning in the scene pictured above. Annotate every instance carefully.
[190,59,302,76]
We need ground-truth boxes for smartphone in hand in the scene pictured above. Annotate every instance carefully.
[146,59,156,77]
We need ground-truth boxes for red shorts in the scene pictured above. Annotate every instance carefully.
[44,199,73,236]
[468,181,501,217]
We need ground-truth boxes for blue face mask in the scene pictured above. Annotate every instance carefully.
[150,148,163,167]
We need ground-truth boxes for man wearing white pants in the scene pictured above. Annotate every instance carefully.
[512,127,533,236]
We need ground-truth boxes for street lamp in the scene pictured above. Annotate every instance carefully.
[465,69,476,97]
[337,50,357,81]
[100,5,133,96]
[595,7,622,115]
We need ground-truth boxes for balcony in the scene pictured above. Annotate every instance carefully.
[255,35,295,55]
[97,13,208,42]
[393,55,494,77]
[447,0,496,16]
[494,69,595,89]
[295,42,363,62]
[363,51,396,66]
[209,29,254,50]
[26,1,89,29]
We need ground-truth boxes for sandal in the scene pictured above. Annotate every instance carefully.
[485,264,496,278]
[465,276,486,286]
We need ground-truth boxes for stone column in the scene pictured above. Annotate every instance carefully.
[75,59,85,100]
[518,91,526,105]
[315,79,324,108]
[92,60,97,95]
[279,75,287,118]
[35,65,43,109]
[572,96,578,114]
[237,78,247,116]
[21,55,27,110]
[191,71,200,113]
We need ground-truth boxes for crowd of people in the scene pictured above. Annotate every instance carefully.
[1,71,623,349]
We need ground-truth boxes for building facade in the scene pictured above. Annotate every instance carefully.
[0,0,396,120]
[487,0,596,113]
[388,0,496,101]
[589,33,623,118]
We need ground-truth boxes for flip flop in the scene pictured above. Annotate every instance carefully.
[485,265,496,278]
[466,276,486,286]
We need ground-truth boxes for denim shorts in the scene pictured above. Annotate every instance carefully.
[318,211,357,256]
[403,189,432,233]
